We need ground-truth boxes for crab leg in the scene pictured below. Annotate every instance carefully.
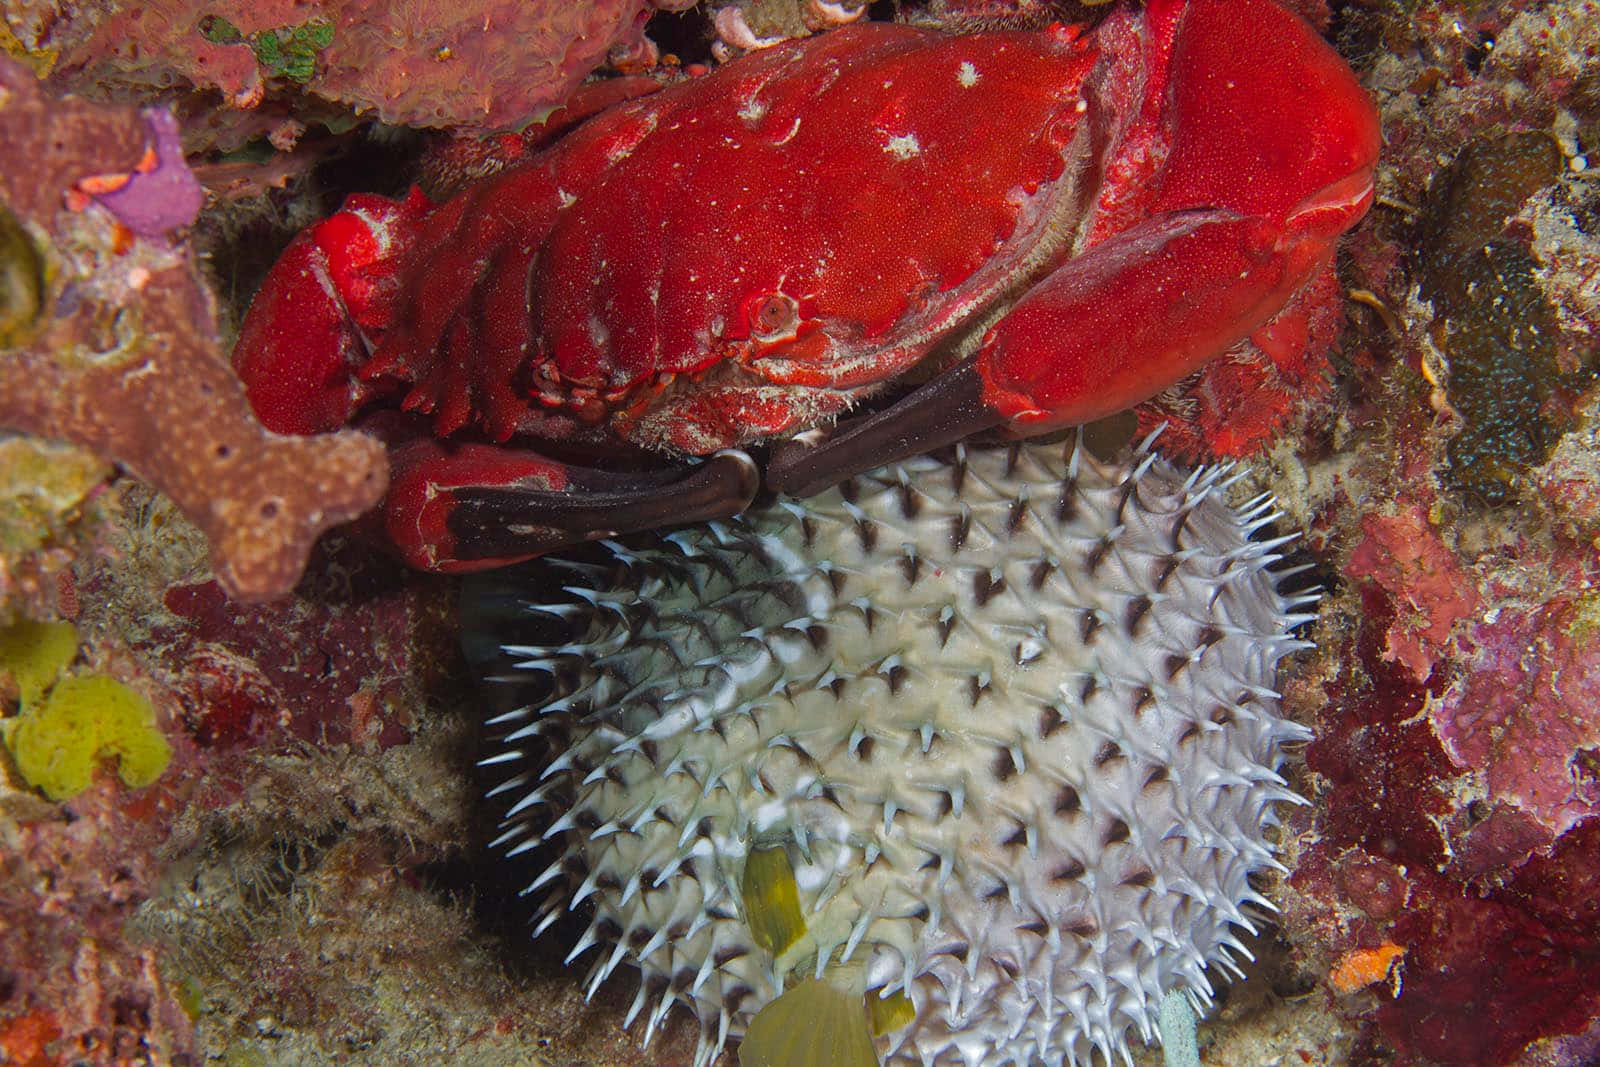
[381,437,759,572]
[766,362,1001,498]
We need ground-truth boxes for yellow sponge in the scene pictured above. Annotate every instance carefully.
[0,618,78,705]
[4,671,171,801]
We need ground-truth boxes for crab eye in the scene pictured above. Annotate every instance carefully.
[751,293,799,339]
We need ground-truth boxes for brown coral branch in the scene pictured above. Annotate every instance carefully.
[0,60,386,601]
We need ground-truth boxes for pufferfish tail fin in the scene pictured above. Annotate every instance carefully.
[738,978,880,1067]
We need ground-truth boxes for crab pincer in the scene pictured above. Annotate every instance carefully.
[770,0,1379,494]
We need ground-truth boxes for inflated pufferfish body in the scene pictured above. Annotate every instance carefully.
[483,437,1314,1067]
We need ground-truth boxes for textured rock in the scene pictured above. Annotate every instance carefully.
[38,0,654,130]
[483,437,1313,1066]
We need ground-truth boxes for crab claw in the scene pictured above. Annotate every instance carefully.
[976,0,1379,434]
[382,436,760,572]
[773,0,1380,499]
[764,207,1352,497]
[233,189,432,435]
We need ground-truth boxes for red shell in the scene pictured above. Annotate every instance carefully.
[359,23,1100,452]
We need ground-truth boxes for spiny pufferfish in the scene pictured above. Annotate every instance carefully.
[476,435,1314,1067]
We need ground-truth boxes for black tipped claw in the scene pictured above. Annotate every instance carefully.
[766,359,1003,498]
[447,449,759,562]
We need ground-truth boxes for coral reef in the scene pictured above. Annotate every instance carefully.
[0,441,105,552]
[1267,1,1600,1063]
[0,60,386,602]
[0,0,1596,1065]
[19,0,660,132]
[1417,131,1588,504]
[0,523,579,1064]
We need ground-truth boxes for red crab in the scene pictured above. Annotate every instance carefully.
[234,0,1379,572]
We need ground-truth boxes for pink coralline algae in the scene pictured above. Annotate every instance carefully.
[1344,506,1482,681]
[1435,598,1600,842]
[0,775,202,1064]
[34,0,660,130]
[1328,443,1600,880]
[1382,822,1600,1066]
[148,549,435,753]
[1298,467,1600,1064]
[0,60,386,601]
[1271,2,1600,1060]
[1290,589,1600,1067]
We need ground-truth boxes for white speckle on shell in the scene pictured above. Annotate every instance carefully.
[884,131,922,159]
[483,437,1315,1067]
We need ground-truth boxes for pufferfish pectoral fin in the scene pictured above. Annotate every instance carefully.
[738,978,880,1067]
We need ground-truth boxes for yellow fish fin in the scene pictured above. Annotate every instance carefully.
[867,987,915,1036]
[741,845,807,958]
[739,979,880,1067]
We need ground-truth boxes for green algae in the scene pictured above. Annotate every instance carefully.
[199,16,335,84]
[1417,131,1590,505]
[5,673,171,800]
